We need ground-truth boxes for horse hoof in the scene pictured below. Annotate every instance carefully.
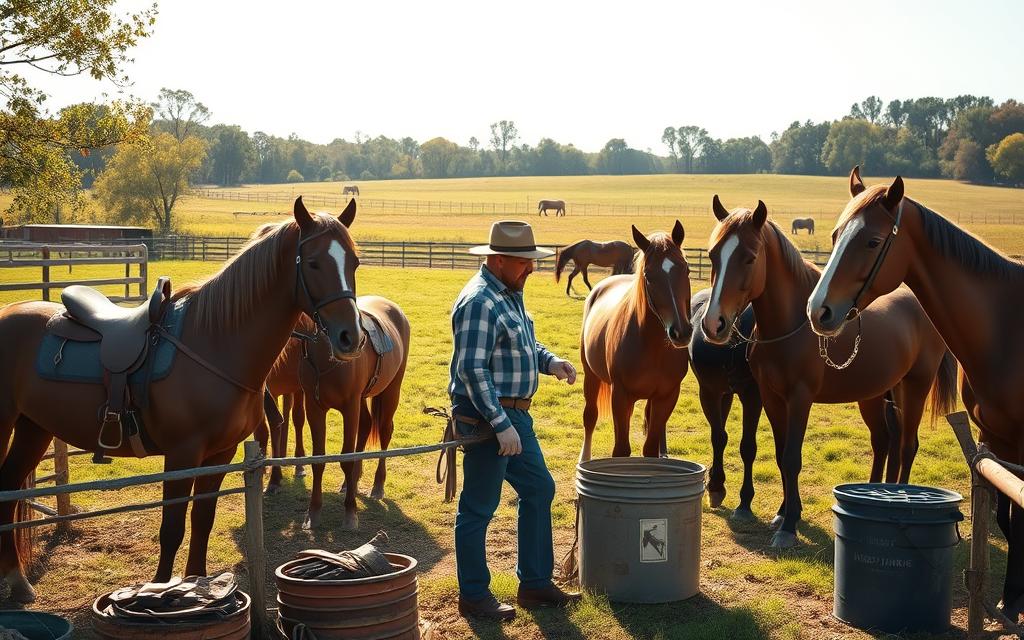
[769,530,798,549]
[707,490,727,509]
[302,510,320,530]
[6,574,35,604]
[294,466,306,478]
[342,513,359,531]
[264,483,281,497]
[769,515,785,529]
[369,486,385,500]
[730,507,756,522]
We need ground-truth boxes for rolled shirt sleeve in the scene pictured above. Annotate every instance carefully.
[452,297,514,433]
[536,341,557,375]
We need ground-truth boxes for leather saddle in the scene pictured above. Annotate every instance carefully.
[47,277,172,461]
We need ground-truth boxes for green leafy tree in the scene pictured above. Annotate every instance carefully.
[0,0,155,222]
[676,126,707,173]
[821,119,885,174]
[987,133,1024,186]
[770,120,830,174]
[286,169,304,182]
[661,127,679,171]
[207,125,253,186]
[488,120,518,174]
[420,137,459,178]
[152,88,209,142]
[94,132,206,234]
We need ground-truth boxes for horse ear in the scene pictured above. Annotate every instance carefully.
[882,176,904,211]
[850,165,866,196]
[752,200,768,227]
[631,225,651,253]
[294,196,313,230]
[671,220,685,247]
[339,198,357,228]
[712,194,729,221]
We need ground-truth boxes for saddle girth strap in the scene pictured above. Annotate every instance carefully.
[155,326,261,395]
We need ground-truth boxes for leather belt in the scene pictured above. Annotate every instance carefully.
[499,397,532,411]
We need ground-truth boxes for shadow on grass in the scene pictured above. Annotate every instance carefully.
[608,593,771,639]
[710,506,835,561]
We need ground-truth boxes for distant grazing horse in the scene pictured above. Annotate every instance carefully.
[808,166,1024,620]
[343,185,360,196]
[256,300,410,530]
[791,217,814,234]
[579,221,692,460]
[0,196,361,602]
[554,239,636,296]
[538,199,566,217]
[701,196,957,548]
[689,289,763,518]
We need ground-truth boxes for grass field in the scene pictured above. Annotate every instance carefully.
[0,173,1019,638]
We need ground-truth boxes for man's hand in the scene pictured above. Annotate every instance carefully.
[496,426,522,456]
[550,358,577,385]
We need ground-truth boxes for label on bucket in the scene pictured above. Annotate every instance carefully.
[639,519,668,563]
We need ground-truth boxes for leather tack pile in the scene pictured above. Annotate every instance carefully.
[101,571,241,621]
[283,530,394,580]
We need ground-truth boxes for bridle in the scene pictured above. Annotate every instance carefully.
[640,253,688,334]
[294,226,357,335]
[849,197,905,316]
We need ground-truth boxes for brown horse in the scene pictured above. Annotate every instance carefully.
[257,298,410,529]
[807,167,1024,619]
[791,217,815,235]
[579,221,692,460]
[554,239,636,296]
[538,199,566,217]
[701,196,957,547]
[342,185,360,196]
[0,197,361,602]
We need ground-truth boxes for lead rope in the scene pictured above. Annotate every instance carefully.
[557,497,581,587]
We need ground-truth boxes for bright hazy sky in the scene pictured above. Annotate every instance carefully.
[31,0,1024,154]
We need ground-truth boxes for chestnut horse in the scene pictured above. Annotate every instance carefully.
[701,197,957,547]
[257,299,410,530]
[554,239,636,296]
[807,167,1024,620]
[579,222,692,460]
[0,197,361,602]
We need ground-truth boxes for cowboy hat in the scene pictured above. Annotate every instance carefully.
[469,220,554,259]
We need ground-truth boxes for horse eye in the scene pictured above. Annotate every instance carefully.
[867,239,881,249]
[309,260,320,270]
[744,257,755,265]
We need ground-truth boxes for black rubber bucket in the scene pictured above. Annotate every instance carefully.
[832,483,963,633]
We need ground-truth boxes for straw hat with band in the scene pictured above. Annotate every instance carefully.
[468,220,554,260]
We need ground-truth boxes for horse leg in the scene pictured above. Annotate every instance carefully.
[292,393,307,478]
[339,399,362,531]
[734,385,762,521]
[857,395,890,483]
[155,451,201,581]
[701,387,728,508]
[580,359,601,463]
[266,394,287,493]
[184,447,237,577]
[771,391,812,548]
[566,267,581,296]
[371,384,401,500]
[302,402,328,530]
[582,267,593,291]
[761,390,788,528]
[999,494,1024,621]
[642,389,679,458]
[343,400,373,495]
[0,417,52,603]
[610,387,636,458]
[894,378,927,483]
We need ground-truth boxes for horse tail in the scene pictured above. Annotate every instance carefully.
[596,380,611,421]
[366,395,383,449]
[555,241,580,283]
[928,350,959,427]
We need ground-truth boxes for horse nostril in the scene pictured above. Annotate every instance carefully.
[715,316,726,336]
[338,330,353,351]
[819,305,833,324]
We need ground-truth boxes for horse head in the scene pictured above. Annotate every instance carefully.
[702,195,769,345]
[807,167,908,337]
[630,220,692,348]
[291,195,364,359]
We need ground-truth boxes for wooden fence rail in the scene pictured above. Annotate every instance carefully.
[0,243,148,303]
[947,411,1024,637]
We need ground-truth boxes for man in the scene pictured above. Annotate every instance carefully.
[449,220,581,620]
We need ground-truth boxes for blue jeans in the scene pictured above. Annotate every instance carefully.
[453,403,556,601]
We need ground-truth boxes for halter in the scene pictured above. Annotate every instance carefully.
[850,197,905,315]
[294,226,357,334]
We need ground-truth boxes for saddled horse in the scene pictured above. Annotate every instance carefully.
[579,222,692,460]
[701,196,957,547]
[342,185,360,196]
[256,299,410,530]
[807,167,1024,620]
[791,217,815,235]
[689,289,763,518]
[0,197,361,602]
[538,199,566,217]
[554,239,636,296]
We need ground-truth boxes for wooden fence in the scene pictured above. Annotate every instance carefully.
[947,411,1024,637]
[0,243,148,303]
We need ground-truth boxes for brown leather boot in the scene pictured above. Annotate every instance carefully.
[516,584,582,609]
[458,594,516,621]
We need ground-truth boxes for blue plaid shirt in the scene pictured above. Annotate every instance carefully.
[449,265,559,433]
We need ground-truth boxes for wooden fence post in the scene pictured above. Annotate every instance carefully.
[52,440,72,533]
[241,440,270,640]
[41,247,51,301]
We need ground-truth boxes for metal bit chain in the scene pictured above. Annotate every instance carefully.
[817,314,862,370]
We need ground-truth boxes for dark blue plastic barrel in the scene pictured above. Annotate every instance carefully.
[0,611,72,639]
[832,483,963,633]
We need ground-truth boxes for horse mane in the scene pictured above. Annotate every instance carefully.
[710,208,818,288]
[836,185,1024,281]
[174,215,347,333]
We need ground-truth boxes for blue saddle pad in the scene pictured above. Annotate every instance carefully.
[36,299,189,385]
